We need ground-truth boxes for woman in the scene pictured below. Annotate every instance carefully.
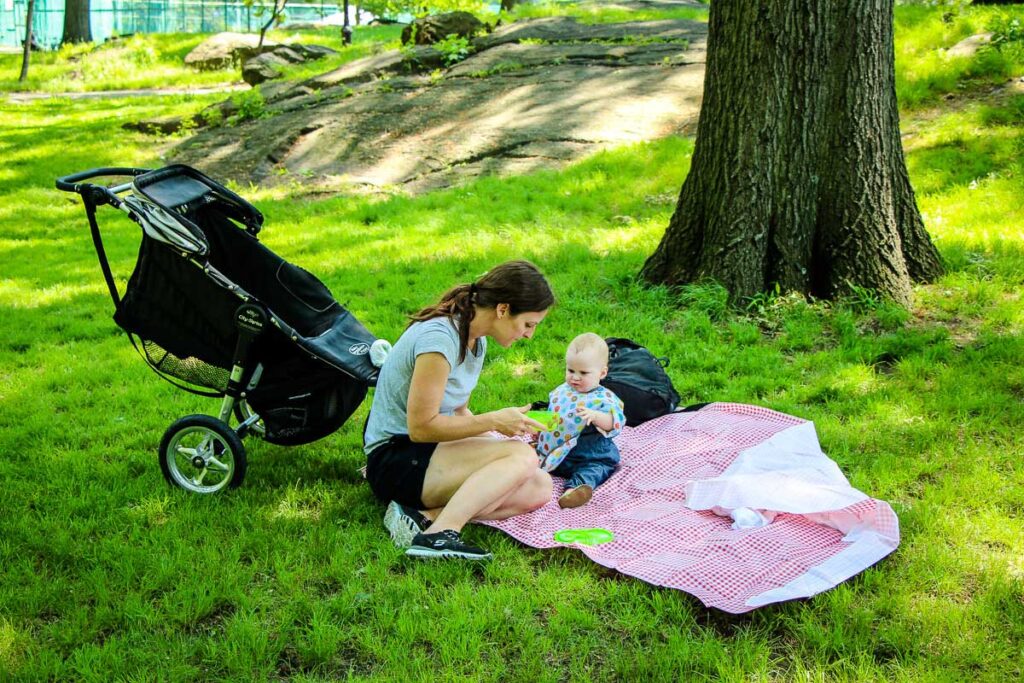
[363,260,555,561]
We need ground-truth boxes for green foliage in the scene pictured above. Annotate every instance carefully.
[433,33,475,66]
[360,0,486,21]
[987,11,1024,61]
[0,26,404,94]
[505,1,708,24]
[895,3,1024,108]
[198,105,224,128]
[227,87,268,124]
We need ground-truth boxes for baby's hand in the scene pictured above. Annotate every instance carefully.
[577,406,614,432]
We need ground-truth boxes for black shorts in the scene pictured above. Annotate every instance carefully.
[365,435,438,510]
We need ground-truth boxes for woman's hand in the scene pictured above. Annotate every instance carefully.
[491,406,546,437]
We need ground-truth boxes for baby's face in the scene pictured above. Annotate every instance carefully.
[564,348,607,393]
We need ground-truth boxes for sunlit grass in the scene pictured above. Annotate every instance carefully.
[0,25,402,93]
[504,2,709,24]
[895,4,1024,108]
[1,3,1023,681]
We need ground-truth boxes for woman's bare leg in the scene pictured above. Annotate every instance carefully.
[473,468,552,521]
[419,437,547,533]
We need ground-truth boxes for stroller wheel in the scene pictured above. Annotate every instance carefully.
[233,399,265,439]
[159,415,247,494]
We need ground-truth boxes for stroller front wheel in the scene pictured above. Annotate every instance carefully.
[159,415,247,493]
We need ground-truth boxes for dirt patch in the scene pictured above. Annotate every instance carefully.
[168,12,708,194]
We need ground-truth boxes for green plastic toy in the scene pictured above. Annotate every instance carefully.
[553,528,615,546]
[526,410,559,431]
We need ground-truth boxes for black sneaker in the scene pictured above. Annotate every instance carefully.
[405,529,493,561]
[383,500,430,548]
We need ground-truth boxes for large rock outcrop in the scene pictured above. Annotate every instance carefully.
[169,16,709,194]
[401,11,489,45]
[184,32,277,70]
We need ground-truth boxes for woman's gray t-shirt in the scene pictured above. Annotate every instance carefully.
[363,317,486,454]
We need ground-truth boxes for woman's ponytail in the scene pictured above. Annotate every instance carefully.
[409,260,554,363]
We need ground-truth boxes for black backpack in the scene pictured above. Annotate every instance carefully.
[601,337,681,427]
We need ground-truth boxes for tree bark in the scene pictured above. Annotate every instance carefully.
[641,0,943,306]
[19,0,35,82]
[61,0,92,44]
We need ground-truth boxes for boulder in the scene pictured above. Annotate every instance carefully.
[185,32,278,70]
[401,11,487,46]
[947,33,992,58]
[123,115,191,135]
[243,53,289,86]
[286,43,338,60]
[240,44,339,85]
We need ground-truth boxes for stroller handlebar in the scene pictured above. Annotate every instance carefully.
[56,167,151,193]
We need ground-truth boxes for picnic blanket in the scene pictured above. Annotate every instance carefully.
[485,403,900,613]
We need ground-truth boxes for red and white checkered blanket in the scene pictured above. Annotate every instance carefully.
[484,403,899,613]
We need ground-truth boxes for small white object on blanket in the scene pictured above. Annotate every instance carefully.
[724,506,774,530]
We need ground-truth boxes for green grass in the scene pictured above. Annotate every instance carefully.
[895,4,1024,108]
[1,3,1023,681]
[503,0,709,24]
[0,25,403,93]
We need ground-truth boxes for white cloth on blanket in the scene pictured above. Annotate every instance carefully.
[682,418,898,606]
[684,420,871,536]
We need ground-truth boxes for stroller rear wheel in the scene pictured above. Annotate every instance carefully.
[159,415,247,493]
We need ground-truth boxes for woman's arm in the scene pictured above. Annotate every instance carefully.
[407,353,541,442]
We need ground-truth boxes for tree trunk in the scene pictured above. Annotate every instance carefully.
[61,0,92,44]
[19,0,35,82]
[641,0,943,306]
[258,0,287,49]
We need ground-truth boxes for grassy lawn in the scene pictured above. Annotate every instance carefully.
[1,3,1022,681]
[0,26,404,93]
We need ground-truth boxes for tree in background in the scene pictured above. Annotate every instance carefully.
[19,0,35,82]
[247,0,289,49]
[61,0,92,44]
[641,0,943,306]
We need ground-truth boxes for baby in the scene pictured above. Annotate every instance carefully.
[536,333,626,508]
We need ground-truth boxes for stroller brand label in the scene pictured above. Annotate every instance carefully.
[348,343,370,356]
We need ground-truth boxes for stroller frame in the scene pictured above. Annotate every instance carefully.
[57,166,378,494]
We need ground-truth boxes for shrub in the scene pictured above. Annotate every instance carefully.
[434,33,474,66]
[228,88,267,125]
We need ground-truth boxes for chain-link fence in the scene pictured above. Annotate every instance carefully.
[1,0,338,50]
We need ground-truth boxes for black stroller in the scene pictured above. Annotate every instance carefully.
[57,165,380,494]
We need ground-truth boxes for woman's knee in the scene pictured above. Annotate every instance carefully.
[526,469,553,508]
[503,441,540,480]
[506,469,551,514]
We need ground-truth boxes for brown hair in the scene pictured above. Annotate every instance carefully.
[409,260,555,363]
